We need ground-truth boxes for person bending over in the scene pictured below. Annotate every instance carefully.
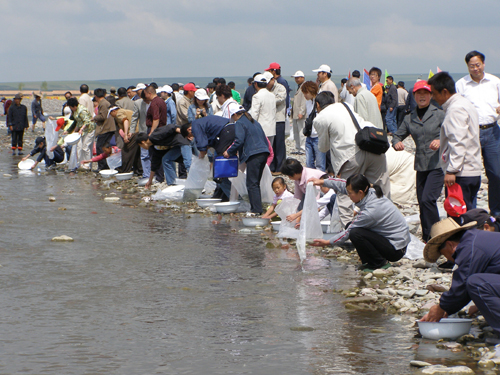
[309,173,410,272]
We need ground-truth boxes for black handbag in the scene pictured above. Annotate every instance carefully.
[341,102,389,155]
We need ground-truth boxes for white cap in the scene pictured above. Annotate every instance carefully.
[227,102,245,118]
[291,70,305,78]
[163,85,173,94]
[132,83,147,91]
[253,74,268,84]
[194,88,209,101]
[107,106,119,117]
[156,85,173,95]
[312,64,332,73]
[263,71,274,82]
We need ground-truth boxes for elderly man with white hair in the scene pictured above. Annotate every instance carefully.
[347,78,383,129]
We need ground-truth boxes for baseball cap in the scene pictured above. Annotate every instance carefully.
[227,102,245,117]
[253,74,268,84]
[263,71,274,82]
[0,97,6,101]
[35,136,45,146]
[291,71,305,78]
[107,106,119,117]
[56,117,73,131]
[413,80,431,93]
[14,94,23,99]
[194,88,209,101]
[265,62,280,71]
[132,83,147,92]
[183,83,197,92]
[312,64,332,73]
[444,184,467,217]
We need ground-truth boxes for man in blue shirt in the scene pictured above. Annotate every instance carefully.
[421,218,500,335]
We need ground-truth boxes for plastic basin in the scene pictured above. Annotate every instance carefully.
[242,217,270,227]
[416,318,472,340]
[214,202,240,213]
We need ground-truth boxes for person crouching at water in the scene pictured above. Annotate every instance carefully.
[137,124,192,189]
[80,143,113,166]
[22,136,64,170]
[309,174,410,272]
[223,103,270,214]
[261,177,294,219]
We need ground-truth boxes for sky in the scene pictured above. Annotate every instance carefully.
[1,0,500,83]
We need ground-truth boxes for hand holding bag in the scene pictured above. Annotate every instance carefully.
[213,155,239,178]
[342,102,389,155]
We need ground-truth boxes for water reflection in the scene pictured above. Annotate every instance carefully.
[0,153,451,374]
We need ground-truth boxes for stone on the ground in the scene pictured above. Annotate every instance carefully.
[104,197,120,202]
[410,360,432,367]
[52,235,74,242]
[49,197,56,202]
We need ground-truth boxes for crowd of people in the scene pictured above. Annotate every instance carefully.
[3,52,500,333]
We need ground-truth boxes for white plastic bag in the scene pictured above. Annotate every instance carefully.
[275,197,301,239]
[301,182,324,240]
[106,151,122,170]
[260,165,274,203]
[404,234,425,260]
[68,144,78,170]
[202,180,217,196]
[184,157,211,201]
[328,198,343,233]
[229,169,248,201]
[152,185,184,201]
[45,119,57,159]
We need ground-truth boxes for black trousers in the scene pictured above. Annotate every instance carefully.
[416,169,444,242]
[349,227,406,268]
[96,131,115,170]
[396,105,407,128]
[246,152,268,214]
[446,176,481,211]
[11,130,24,149]
[271,121,286,172]
[119,133,143,175]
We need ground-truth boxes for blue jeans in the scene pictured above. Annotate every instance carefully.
[161,145,192,185]
[305,137,326,171]
[480,125,500,216]
[385,108,397,133]
[140,147,151,178]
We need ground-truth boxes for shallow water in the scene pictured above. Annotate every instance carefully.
[0,151,484,375]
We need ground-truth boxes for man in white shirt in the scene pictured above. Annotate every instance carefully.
[264,71,287,174]
[346,78,383,129]
[429,72,482,211]
[78,84,94,116]
[313,92,390,226]
[456,50,500,216]
[249,74,276,141]
[312,64,339,102]
[290,70,307,154]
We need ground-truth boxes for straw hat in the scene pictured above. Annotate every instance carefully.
[423,218,477,263]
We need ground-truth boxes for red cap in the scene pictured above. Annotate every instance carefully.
[265,62,280,71]
[56,118,66,132]
[183,83,197,92]
[413,80,431,93]
[444,184,467,217]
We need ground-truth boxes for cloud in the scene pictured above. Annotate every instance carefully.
[0,0,499,82]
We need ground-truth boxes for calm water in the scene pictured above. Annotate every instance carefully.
[0,150,483,375]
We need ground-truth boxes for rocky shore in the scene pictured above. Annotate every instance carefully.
[1,106,497,374]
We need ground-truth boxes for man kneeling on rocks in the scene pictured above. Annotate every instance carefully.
[421,218,500,336]
[137,124,192,189]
